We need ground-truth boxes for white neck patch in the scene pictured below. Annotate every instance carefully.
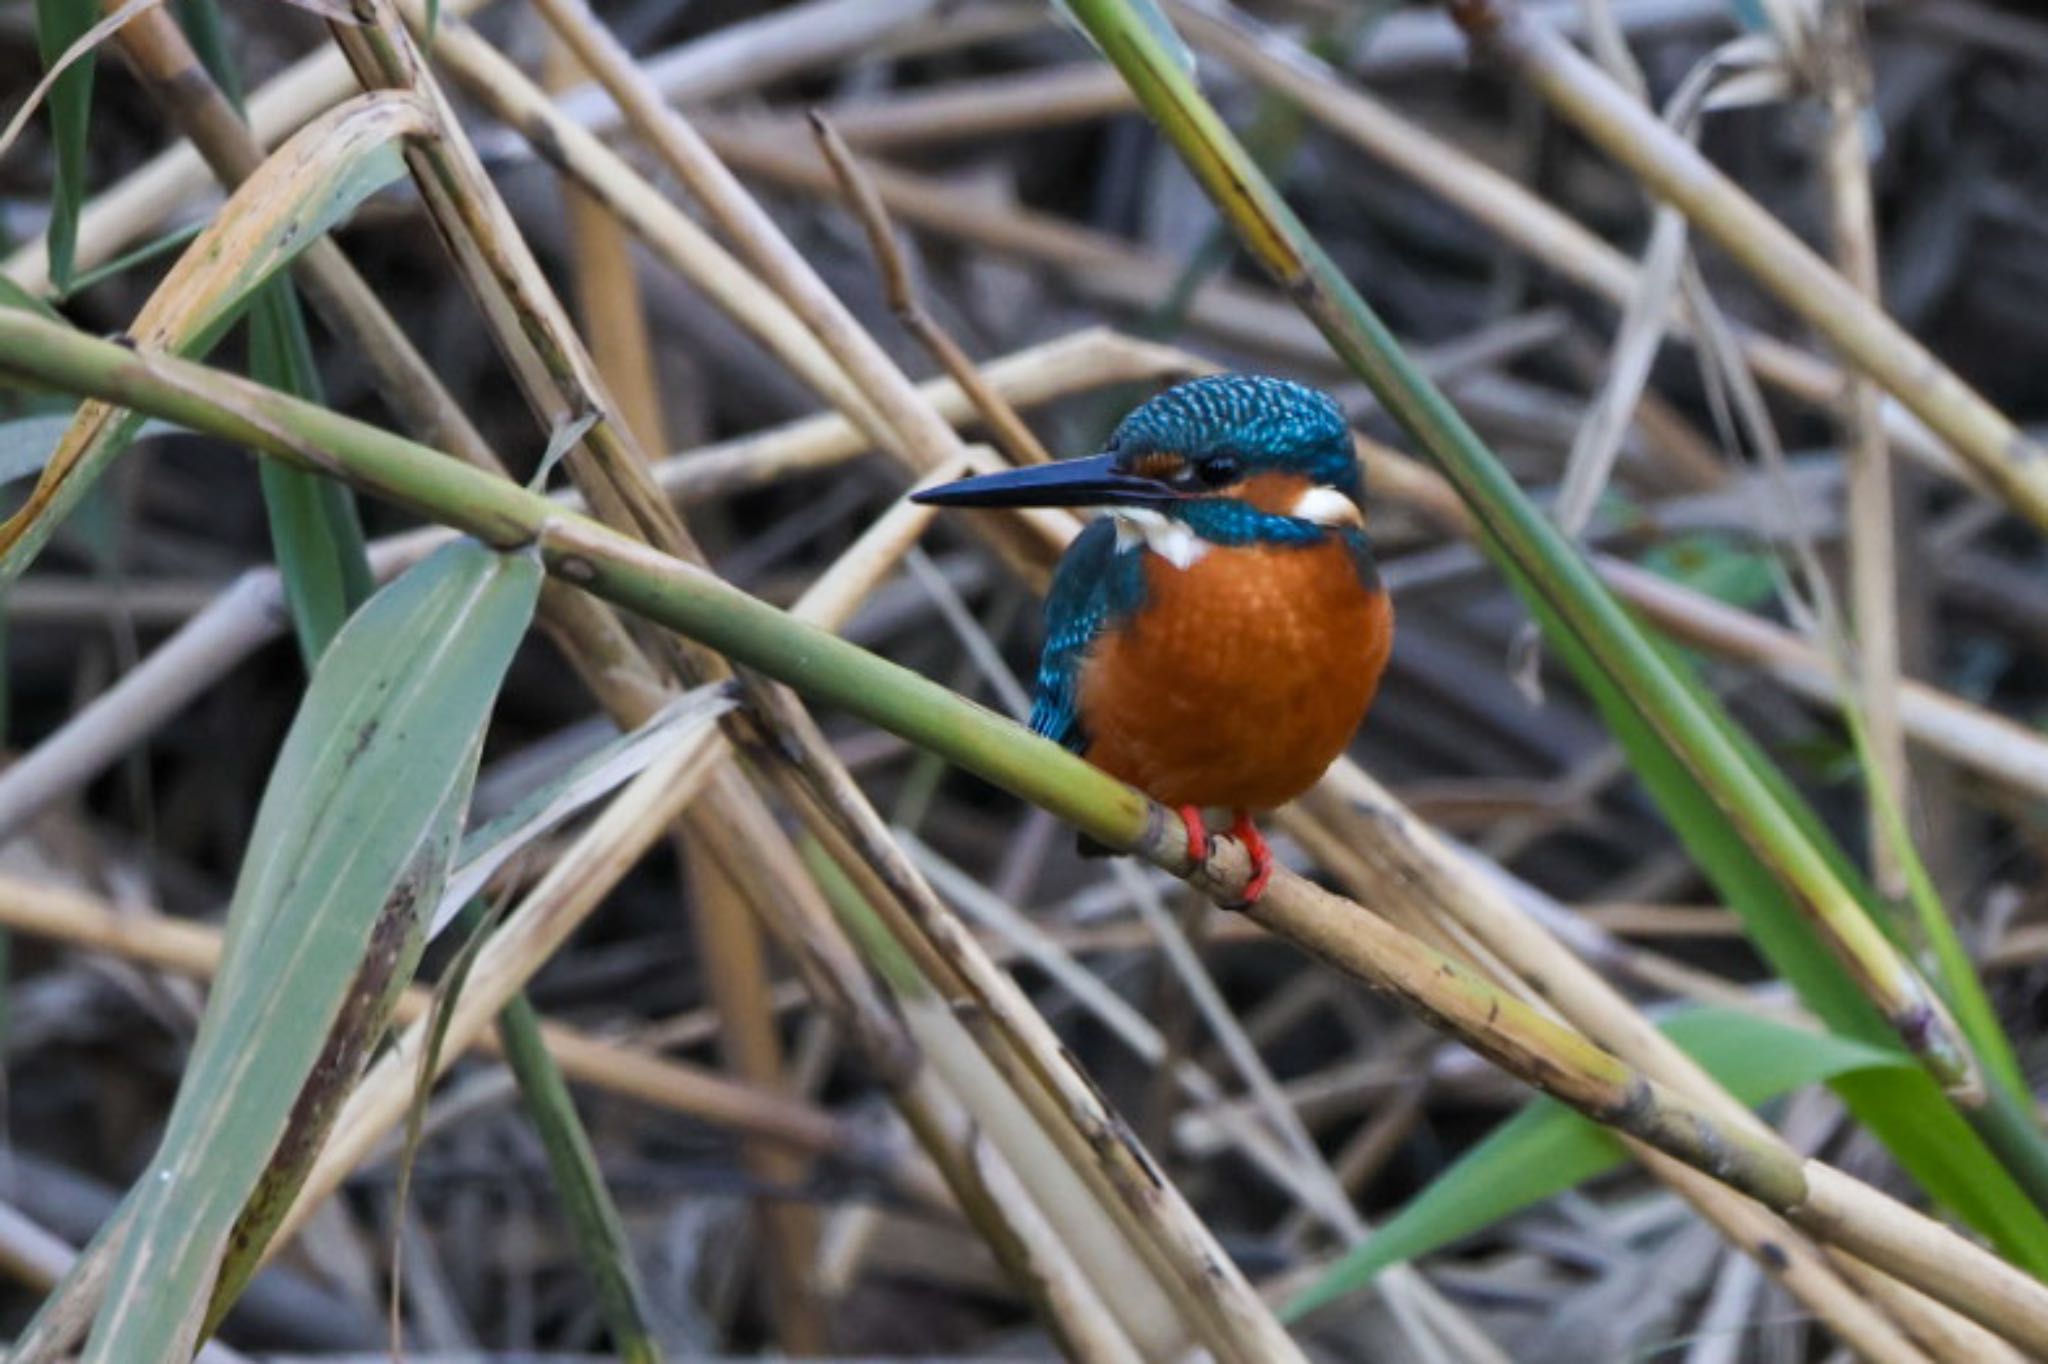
[1111,507,1209,570]
[1291,485,1365,528]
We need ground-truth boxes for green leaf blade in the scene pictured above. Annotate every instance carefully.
[34,0,97,292]
[81,538,539,1363]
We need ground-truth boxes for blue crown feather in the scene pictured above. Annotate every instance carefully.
[1107,373,1360,498]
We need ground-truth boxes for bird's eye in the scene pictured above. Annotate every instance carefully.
[1195,454,1240,487]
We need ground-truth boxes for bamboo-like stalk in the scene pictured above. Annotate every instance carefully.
[2,312,2044,1351]
[1446,0,2048,530]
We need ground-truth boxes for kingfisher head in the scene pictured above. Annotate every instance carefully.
[912,375,1363,567]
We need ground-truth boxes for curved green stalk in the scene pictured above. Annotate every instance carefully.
[1055,0,2017,1115]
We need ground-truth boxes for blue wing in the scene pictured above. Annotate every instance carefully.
[1030,518,1145,752]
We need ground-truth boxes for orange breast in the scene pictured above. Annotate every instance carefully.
[1077,537,1392,811]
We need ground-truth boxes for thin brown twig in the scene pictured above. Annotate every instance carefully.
[811,112,1055,468]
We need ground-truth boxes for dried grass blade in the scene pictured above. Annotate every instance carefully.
[0,88,428,581]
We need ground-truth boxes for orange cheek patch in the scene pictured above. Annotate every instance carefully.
[1234,471,1314,514]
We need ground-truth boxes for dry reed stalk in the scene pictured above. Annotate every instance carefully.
[682,854,829,1350]
[405,11,897,454]
[543,31,826,1350]
[651,329,1196,504]
[1814,0,1908,897]
[546,39,667,458]
[0,873,852,1156]
[1,0,946,295]
[1448,0,2048,530]
[240,11,1147,1350]
[787,457,964,627]
[811,116,1055,469]
[1599,556,2048,799]
[777,781,1308,1363]
[1166,0,1967,484]
[692,117,1341,366]
[791,62,1135,150]
[519,0,989,493]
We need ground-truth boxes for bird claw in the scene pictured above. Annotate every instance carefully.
[1176,807,1272,906]
[1221,811,1273,908]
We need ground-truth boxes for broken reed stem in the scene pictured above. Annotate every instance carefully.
[3,314,2044,1353]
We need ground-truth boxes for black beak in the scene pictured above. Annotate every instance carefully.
[910,453,1182,509]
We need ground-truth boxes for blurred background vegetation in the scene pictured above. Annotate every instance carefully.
[5,0,2048,1360]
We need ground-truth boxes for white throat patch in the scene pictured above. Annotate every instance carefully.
[1111,508,1209,570]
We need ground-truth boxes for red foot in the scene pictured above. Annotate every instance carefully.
[1176,805,1209,865]
[1226,810,1273,906]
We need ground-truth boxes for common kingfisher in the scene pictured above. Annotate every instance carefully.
[913,374,1392,903]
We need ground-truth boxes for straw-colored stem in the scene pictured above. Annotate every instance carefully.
[546,39,668,456]
[2,313,2042,1351]
[1816,0,1906,897]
